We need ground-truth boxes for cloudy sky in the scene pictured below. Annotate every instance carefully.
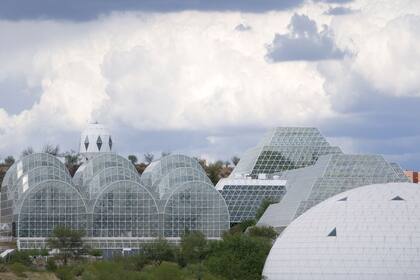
[0,0,419,169]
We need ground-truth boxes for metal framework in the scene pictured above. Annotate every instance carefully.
[1,153,230,250]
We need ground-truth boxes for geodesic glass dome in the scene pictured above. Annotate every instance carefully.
[263,183,420,280]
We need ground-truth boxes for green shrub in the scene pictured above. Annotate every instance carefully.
[205,234,272,280]
[55,266,75,280]
[247,226,278,240]
[9,250,31,266]
[46,257,57,271]
[10,262,27,278]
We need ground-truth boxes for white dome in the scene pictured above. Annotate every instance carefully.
[79,122,113,160]
[263,182,420,280]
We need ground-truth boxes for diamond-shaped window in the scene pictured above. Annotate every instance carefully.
[97,136,102,151]
[109,136,113,150]
[84,136,89,151]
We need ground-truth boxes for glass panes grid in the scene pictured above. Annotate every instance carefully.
[232,127,342,176]
[220,184,286,223]
[92,181,159,238]
[18,181,86,238]
[164,182,229,237]
[1,153,229,249]
[294,154,410,217]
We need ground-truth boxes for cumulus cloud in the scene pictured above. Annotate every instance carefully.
[324,6,356,15]
[265,13,347,62]
[2,0,420,169]
[235,23,252,31]
[0,11,332,158]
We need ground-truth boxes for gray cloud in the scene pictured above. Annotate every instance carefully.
[324,6,356,15]
[265,13,347,62]
[235,23,252,32]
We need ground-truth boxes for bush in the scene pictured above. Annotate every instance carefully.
[55,266,75,280]
[247,226,278,240]
[142,239,177,264]
[46,257,57,271]
[140,262,185,280]
[89,249,102,257]
[10,262,27,277]
[205,234,272,280]
[9,250,32,266]
[229,219,256,234]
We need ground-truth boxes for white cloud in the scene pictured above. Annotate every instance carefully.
[1,1,420,168]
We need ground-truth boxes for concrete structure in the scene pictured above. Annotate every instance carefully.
[404,170,419,183]
[79,122,113,161]
[263,183,420,280]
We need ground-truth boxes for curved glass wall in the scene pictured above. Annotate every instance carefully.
[12,166,72,204]
[17,180,87,241]
[141,154,205,190]
[163,181,230,238]
[92,181,159,238]
[1,153,70,229]
[86,166,142,201]
[73,153,137,188]
[155,167,212,198]
[2,153,68,192]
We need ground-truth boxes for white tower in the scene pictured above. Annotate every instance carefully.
[79,122,113,161]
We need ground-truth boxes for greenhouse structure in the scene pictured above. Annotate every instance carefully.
[0,152,230,252]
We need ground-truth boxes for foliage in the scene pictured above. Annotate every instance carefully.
[161,151,171,157]
[247,226,278,240]
[10,262,27,277]
[180,231,209,264]
[141,262,185,280]
[144,153,154,164]
[142,238,177,264]
[231,156,240,166]
[205,233,272,280]
[64,150,81,176]
[229,219,256,235]
[81,261,142,280]
[4,155,15,165]
[55,266,76,280]
[21,146,34,157]
[127,155,138,165]
[88,249,102,257]
[42,144,60,156]
[255,198,278,220]
[47,226,85,265]
[46,257,57,271]
[9,250,32,266]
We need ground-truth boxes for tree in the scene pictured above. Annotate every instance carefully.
[42,144,60,156]
[47,226,85,265]
[247,226,278,240]
[4,155,15,165]
[142,238,176,264]
[21,147,34,157]
[128,155,138,165]
[64,150,81,176]
[144,153,154,165]
[180,231,209,264]
[231,156,240,166]
[205,234,272,280]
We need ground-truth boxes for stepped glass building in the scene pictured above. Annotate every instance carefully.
[0,123,229,252]
[218,127,409,226]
